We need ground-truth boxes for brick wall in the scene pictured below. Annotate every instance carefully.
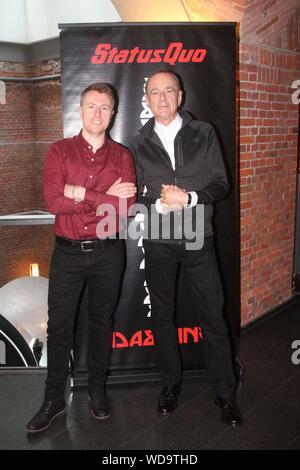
[0,60,61,286]
[32,79,63,211]
[0,226,55,282]
[239,45,299,324]
[183,0,300,325]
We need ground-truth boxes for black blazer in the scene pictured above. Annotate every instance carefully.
[130,110,229,242]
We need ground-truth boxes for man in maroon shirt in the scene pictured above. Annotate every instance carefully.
[26,82,136,434]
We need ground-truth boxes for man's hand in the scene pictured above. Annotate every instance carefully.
[160,184,188,209]
[160,202,173,214]
[106,177,137,198]
[64,184,86,202]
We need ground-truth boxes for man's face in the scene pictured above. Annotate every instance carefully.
[80,90,114,137]
[146,72,182,125]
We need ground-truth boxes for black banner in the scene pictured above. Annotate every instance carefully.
[59,23,238,381]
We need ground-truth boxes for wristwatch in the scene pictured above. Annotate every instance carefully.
[186,192,192,207]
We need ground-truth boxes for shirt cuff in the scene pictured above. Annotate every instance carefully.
[189,191,198,207]
[155,199,163,214]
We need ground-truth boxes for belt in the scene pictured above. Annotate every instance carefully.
[56,235,119,252]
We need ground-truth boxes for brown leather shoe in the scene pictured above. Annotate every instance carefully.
[26,399,66,433]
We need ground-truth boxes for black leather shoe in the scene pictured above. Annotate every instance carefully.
[158,383,181,416]
[26,399,66,433]
[88,394,111,420]
[215,397,242,426]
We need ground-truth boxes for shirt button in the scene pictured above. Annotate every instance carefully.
[91,158,94,162]
[89,175,93,178]
[84,226,88,230]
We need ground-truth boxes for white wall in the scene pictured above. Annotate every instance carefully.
[0,0,121,44]
[0,0,28,43]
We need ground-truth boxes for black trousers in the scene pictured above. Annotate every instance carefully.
[143,237,236,399]
[45,239,124,400]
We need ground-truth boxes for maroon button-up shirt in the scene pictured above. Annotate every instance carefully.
[44,132,136,240]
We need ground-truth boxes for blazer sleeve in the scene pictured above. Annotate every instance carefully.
[195,125,229,204]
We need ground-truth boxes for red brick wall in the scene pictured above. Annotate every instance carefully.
[0,80,35,215]
[0,60,63,216]
[239,1,299,324]
[239,45,299,324]
[183,0,300,325]
[0,226,55,282]
[0,60,61,286]
[241,0,300,51]
[32,79,63,211]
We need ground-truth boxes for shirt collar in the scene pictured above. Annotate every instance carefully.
[154,113,182,140]
[77,130,108,153]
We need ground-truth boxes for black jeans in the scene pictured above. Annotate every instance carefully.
[45,238,124,400]
[143,237,236,399]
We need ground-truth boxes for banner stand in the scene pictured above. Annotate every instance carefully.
[59,22,239,384]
